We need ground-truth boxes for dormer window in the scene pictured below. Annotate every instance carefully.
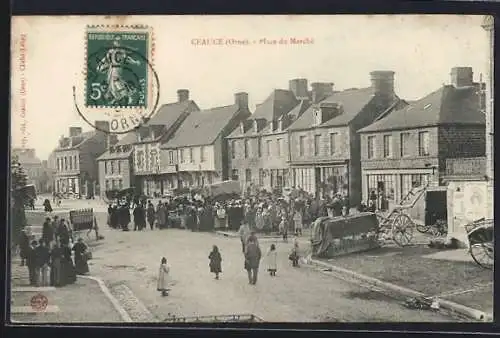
[240,122,245,134]
[313,106,321,125]
[253,120,258,133]
[270,120,275,131]
[278,119,283,132]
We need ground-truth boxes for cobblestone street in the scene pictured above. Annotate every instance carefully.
[85,212,463,322]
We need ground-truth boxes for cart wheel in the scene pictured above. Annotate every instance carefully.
[470,241,494,269]
[416,223,430,234]
[392,213,414,247]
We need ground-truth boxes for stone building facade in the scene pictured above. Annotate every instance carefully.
[287,71,402,205]
[53,122,110,197]
[359,67,486,223]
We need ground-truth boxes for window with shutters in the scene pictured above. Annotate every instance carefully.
[299,136,306,156]
[383,135,393,158]
[367,136,376,159]
[330,133,337,155]
[400,132,410,157]
[266,140,272,157]
[314,135,320,156]
[418,131,430,156]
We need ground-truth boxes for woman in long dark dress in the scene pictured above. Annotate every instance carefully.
[61,245,76,285]
[19,230,30,266]
[208,245,222,279]
[43,199,53,212]
[72,238,89,275]
[50,243,63,287]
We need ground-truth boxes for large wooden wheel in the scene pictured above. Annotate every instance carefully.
[391,213,414,247]
[470,242,494,269]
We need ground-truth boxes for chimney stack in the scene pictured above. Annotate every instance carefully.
[108,135,119,149]
[370,71,395,99]
[177,89,190,102]
[311,82,334,103]
[69,127,82,137]
[289,78,309,100]
[234,92,249,110]
[94,121,110,133]
[450,67,473,88]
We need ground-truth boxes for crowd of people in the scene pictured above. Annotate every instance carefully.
[106,189,353,238]
[18,214,91,287]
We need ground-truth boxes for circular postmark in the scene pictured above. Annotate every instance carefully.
[30,293,48,312]
[73,35,160,134]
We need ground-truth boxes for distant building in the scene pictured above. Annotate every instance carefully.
[53,122,110,197]
[133,90,199,197]
[12,148,44,192]
[358,67,486,223]
[160,92,252,191]
[287,71,402,205]
[227,82,307,195]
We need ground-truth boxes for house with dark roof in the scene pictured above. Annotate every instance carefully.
[226,80,309,194]
[53,121,111,197]
[287,71,403,205]
[160,92,251,190]
[98,89,200,197]
[358,67,486,223]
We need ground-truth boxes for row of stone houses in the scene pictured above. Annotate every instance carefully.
[95,90,251,198]
[51,67,486,219]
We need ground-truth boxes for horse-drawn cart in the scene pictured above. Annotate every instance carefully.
[465,218,494,269]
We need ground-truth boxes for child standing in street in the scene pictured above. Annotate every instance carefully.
[208,245,222,280]
[266,244,277,276]
[289,239,300,267]
[157,257,170,296]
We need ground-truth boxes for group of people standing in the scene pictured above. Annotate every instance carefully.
[19,216,91,287]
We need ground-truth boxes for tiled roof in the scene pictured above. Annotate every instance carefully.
[116,132,138,145]
[96,148,134,161]
[251,89,299,121]
[358,85,485,133]
[145,100,198,127]
[288,87,375,130]
[54,131,95,151]
[161,105,242,148]
[226,90,301,138]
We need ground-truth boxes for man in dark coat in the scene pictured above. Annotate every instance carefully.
[133,204,146,231]
[34,241,51,286]
[120,205,130,231]
[42,218,54,248]
[146,201,156,230]
[26,240,38,286]
[244,236,262,285]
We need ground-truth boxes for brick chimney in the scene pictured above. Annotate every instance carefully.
[94,121,110,133]
[234,92,249,110]
[289,78,309,100]
[311,82,334,103]
[108,135,119,149]
[69,127,82,137]
[370,71,395,99]
[177,89,189,102]
[450,67,473,88]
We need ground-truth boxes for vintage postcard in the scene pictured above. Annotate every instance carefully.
[9,15,493,324]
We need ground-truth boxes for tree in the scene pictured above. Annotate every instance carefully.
[11,155,28,246]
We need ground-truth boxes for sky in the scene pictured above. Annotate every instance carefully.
[11,15,490,160]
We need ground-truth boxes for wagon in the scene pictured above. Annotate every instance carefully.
[465,218,494,269]
[163,314,263,323]
[375,182,429,247]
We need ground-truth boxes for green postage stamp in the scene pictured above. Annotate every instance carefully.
[75,24,159,134]
[85,25,153,108]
